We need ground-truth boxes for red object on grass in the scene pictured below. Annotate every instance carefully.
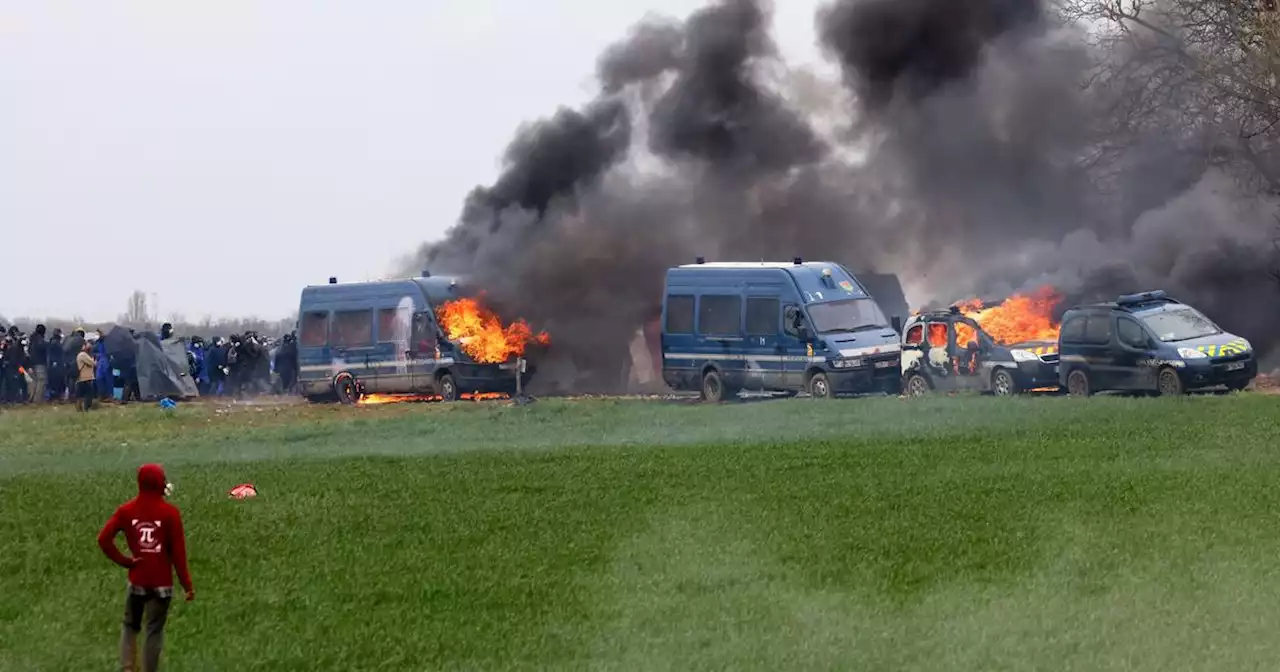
[228,484,257,499]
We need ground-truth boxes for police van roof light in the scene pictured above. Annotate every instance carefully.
[793,257,803,265]
[1117,290,1168,305]
[328,277,337,284]
[421,270,431,278]
[695,256,705,264]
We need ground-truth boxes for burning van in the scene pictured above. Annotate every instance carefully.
[901,296,1062,397]
[295,274,546,404]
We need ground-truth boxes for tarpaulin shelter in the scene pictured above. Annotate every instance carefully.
[102,325,139,363]
[136,337,199,399]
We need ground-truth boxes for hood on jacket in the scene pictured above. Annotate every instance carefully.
[137,463,167,495]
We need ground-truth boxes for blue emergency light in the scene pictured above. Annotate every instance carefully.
[1117,290,1169,305]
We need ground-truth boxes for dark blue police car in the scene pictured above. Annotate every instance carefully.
[1058,290,1257,396]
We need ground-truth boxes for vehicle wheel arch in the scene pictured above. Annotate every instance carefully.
[905,372,932,396]
[806,368,834,399]
[1065,367,1091,397]
[1156,366,1186,396]
[990,366,1020,396]
[332,371,361,405]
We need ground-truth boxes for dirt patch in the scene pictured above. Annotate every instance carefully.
[1252,374,1279,394]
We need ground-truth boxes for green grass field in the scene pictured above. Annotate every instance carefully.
[3,394,1280,670]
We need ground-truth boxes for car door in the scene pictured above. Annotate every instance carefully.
[407,311,439,393]
[1115,315,1157,390]
[781,304,810,390]
[1082,314,1118,390]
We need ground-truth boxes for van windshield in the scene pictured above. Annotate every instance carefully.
[1139,307,1221,342]
[806,298,889,334]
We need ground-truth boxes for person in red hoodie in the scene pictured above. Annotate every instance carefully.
[98,464,194,672]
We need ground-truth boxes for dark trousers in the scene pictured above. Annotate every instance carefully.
[76,381,95,411]
[121,586,172,671]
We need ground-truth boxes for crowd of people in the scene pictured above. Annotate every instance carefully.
[0,321,300,408]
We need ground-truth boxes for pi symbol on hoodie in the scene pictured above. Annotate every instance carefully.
[132,519,162,553]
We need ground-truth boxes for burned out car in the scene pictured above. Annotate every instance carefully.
[900,308,1060,396]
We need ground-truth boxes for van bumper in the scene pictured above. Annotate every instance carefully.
[1179,357,1257,389]
[1013,361,1060,390]
[828,359,902,394]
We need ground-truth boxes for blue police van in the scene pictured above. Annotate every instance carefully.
[296,274,526,403]
[660,259,903,400]
[1058,290,1257,396]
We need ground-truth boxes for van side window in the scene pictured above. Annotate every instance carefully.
[331,310,373,347]
[1117,317,1148,348]
[411,313,436,353]
[905,324,924,345]
[665,296,695,334]
[783,306,803,336]
[378,308,410,343]
[1083,315,1113,345]
[745,297,779,335]
[699,295,742,336]
[300,312,329,347]
[1060,316,1087,343]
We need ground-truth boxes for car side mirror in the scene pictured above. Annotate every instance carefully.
[797,326,812,342]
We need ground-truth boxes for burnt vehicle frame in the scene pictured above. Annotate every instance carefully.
[900,308,1060,397]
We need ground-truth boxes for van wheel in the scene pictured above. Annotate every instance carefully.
[1157,367,1185,396]
[1066,369,1091,397]
[436,373,458,402]
[701,370,725,403]
[334,374,359,405]
[809,372,833,399]
[905,374,930,397]
[991,368,1019,396]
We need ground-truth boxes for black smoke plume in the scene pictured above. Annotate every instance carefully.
[409,0,1280,390]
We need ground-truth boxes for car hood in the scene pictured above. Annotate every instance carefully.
[1168,333,1251,357]
[826,331,900,358]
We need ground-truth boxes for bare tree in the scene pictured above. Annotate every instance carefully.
[123,290,149,325]
[1062,0,1280,192]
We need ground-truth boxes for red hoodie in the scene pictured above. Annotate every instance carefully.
[97,464,193,592]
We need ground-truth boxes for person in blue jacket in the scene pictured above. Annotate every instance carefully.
[94,335,113,400]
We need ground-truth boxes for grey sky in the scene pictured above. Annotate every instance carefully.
[1,0,824,322]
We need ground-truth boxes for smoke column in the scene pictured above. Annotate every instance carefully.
[409,0,1280,390]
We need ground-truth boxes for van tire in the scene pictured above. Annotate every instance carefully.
[436,373,458,402]
[334,374,360,405]
[905,373,931,397]
[1157,367,1185,396]
[701,370,725,403]
[991,368,1019,396]
[1066,369,1091,397]
[808,372,834,399]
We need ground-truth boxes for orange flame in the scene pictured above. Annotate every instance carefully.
[357,392,511,406]
[435,297,550,364]
[955,286,1063,345]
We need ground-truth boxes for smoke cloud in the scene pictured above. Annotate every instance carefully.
[408,0,1280,391]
